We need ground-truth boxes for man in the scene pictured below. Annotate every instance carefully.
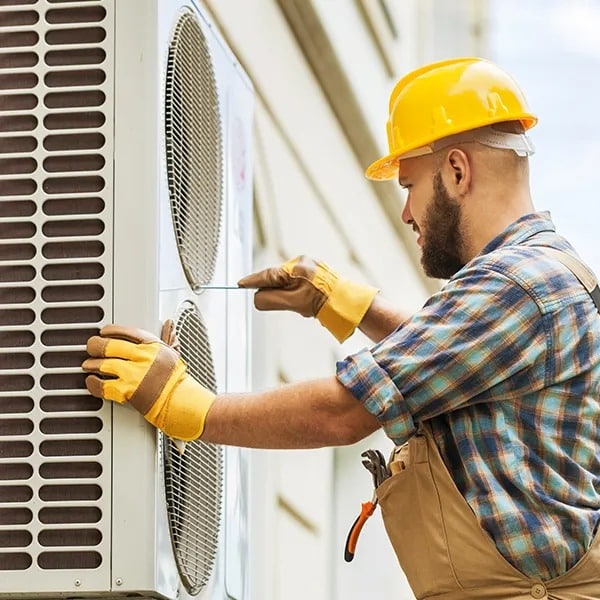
[82,58,600,598]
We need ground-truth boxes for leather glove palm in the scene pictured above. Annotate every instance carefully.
[238,255,378,342]
[82,324,214,441]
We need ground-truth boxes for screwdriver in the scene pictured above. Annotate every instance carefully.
[194,285,250,291]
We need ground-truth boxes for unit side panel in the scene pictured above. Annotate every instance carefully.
[110,0,169,596]
[222,36,254,600]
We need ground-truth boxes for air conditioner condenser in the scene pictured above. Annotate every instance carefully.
[0,1,253,598]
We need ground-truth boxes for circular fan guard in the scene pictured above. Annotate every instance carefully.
[164,10,223,288]
[160,302,223,595]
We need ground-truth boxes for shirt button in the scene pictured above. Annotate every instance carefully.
[530,583,547,598]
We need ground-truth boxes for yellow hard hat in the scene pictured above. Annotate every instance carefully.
[366,57,538,181]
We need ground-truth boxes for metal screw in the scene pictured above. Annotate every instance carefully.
[74,580,81,587]
[115,578,123,586]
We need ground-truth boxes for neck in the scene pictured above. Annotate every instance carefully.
[462,186,534,261]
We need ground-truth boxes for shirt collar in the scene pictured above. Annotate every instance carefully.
[479,211,556,255]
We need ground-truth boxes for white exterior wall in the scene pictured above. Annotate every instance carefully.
[200,2,488,599]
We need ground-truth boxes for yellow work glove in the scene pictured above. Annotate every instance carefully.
[81,323,215,441]
[238,255,378,342]
[160,318,181,353]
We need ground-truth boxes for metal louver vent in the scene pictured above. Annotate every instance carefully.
[161,302,223,596]
[165,10,223,289]
[0,0,112,577]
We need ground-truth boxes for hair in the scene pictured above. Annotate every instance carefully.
[433,121,530,181]
[433,121,529,174]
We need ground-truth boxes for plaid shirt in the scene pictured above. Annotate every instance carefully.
[337,212,600,580]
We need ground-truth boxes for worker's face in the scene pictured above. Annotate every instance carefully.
[400,160,465,279]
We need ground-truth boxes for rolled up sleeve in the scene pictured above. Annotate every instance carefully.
[337,348,415,444]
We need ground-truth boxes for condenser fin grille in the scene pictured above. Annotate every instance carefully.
[161,302,223,596]
[165,10,223,289]
[0,0,113,584]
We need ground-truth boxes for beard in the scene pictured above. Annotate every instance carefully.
[420,172,466,279]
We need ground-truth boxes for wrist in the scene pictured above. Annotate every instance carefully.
[145,373,216,441]
[316,280,379,342]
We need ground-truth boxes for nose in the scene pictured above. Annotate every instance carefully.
[401,197,412,225]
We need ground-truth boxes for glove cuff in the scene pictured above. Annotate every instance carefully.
[145,375,216,441]
[316,279,379,342]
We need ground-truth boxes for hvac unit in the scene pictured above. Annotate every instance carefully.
[0,1,253,599]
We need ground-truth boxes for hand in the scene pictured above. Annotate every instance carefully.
[81,324,215,441]
[238,255,378,342]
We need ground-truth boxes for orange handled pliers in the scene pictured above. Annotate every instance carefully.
[344,492,377,562]
[344,448,391,562]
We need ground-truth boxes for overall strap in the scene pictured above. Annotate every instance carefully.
[540,247,600,313]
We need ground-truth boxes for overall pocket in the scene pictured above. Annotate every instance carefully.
[376,435,461,598]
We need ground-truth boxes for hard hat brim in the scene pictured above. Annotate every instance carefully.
[365,116,538,182]
[365,153,404,181]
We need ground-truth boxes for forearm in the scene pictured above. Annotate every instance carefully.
[201,376,380,449]
[83,325,381,446]
[359,295,410,343]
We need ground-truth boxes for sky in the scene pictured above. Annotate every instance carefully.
[488,0,600,271]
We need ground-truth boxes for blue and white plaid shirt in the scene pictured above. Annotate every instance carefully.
[337,212,600,579]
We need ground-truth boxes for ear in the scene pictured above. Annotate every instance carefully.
[442,148,471,196]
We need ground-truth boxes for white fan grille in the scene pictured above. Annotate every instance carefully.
[165,10,223,289]
[161,302,223,595]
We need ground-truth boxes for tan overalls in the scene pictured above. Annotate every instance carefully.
[376,424,600,600]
